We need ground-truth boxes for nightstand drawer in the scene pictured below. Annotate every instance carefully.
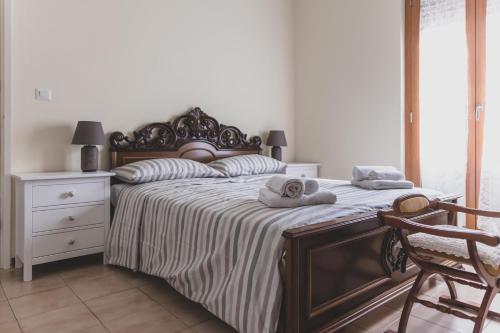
[33,227,104,258]
[33,182,105,207]
[32,204,105,233]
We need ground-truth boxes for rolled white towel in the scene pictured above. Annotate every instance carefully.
[258,188,337,208]
[352,166,404,181]
[304,178,319,195]
[351,179,414,190]
[266,175,305,198]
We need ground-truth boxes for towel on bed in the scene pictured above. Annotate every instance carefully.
[266,175,320,198]
[258,187,337,208]
[303,178,319,195]
[352,166,404,181]
[351,179,414,190]
[265,175,305,198]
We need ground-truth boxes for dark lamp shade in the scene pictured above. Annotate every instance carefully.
[71,121,105,146]
[266,130,287,147]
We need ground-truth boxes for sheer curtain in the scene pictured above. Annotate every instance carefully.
[478,0,500,233]
[419,0,469,225]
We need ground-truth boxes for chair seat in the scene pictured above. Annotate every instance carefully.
[407,225,500,273]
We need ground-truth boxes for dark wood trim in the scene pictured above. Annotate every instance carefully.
[282,194,460,333]
[307,227,391,319]
[404,0,421,186]
[405,0,489,229]
[109,107,262,169]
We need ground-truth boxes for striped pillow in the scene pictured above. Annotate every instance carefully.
[208,154,286,177]
[113,158,224,184]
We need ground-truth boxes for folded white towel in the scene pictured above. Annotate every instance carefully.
[367,169,405,181]
[352,166,404,181]
[351,179,414,190]
[266,175,305,198]
[258,188,337,208]
[304,178,319,195]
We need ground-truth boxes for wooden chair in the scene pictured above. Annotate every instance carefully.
[378,194,500,333]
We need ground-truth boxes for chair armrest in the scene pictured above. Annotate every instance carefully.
[437,202,500,219]
[383,215,500,247]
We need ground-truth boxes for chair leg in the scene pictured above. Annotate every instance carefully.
[392,270,429,333]
[473,286,497,333]
[442,275,457,300]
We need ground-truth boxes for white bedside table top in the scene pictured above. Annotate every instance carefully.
[287,162,320,167]
[14,171,115,181]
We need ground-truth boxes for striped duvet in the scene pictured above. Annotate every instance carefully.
[105,175,441,333]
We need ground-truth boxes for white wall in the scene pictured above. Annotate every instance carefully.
[10,0,295,173]
[294,0,403,179]
[5,0,295,264]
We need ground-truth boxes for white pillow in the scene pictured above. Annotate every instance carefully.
[113,158,224,184]
[208,154,286,177]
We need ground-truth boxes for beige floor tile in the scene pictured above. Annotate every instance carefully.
[59,264,116,284]
[139,280,183,305]
[409,298,479,333]
[72,325,109,333]
[0,286,6,301]
[192,318,237,333]
[351,305,401,333]
[111,268,158,288]
[9,286,80,319]
[0,269,20,281]
[0,301,15,324]
[0,320,22,333]
[484,318,500,333]
[19,303,100,333]
[1,272,66,299]
[86,288,159,322]
[387,315,457,333]
[68,273,133,301]
[162,297,213,326]
[103,304,186,333]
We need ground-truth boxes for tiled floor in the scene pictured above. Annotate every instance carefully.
[0,255,499,333]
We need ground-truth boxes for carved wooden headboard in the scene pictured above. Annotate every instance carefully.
[109,107,262,169]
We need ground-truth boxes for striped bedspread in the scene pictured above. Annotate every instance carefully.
[105,175,441,333]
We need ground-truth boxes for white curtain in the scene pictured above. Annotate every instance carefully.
[478,0,500,233]
[419,0,469,225]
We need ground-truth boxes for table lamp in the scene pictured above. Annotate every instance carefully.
[71,121,105,172]
[266,130,287,161]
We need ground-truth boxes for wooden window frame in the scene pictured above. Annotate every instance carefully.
[404,0,487,229]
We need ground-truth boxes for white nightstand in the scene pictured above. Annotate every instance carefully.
[14,171,114,281]
[286,163,320,178]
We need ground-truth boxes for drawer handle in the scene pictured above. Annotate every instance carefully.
[68,216,76,221]
[66,191,75,198]
[68,239,76,246]
[301,174,306,178]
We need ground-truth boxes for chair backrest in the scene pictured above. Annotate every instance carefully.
[391,194,437,217]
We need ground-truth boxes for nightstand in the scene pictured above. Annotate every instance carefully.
[286,163,320,178]
[14,171,114,281]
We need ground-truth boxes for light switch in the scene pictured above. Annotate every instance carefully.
[35,88,52,101]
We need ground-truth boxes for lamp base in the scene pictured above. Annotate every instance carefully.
[271,146,282,161]
[81,145,98,172]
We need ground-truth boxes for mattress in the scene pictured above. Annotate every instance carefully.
[111,183,129,206]
[106,175,442,333]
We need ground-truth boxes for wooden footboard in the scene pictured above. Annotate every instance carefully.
[281,194,460,333]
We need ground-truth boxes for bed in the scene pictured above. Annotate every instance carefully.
[107,108,460,333]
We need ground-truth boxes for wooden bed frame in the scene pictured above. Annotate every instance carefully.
[109,108,460,333]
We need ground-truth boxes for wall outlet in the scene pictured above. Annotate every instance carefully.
[35,89,52,101]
